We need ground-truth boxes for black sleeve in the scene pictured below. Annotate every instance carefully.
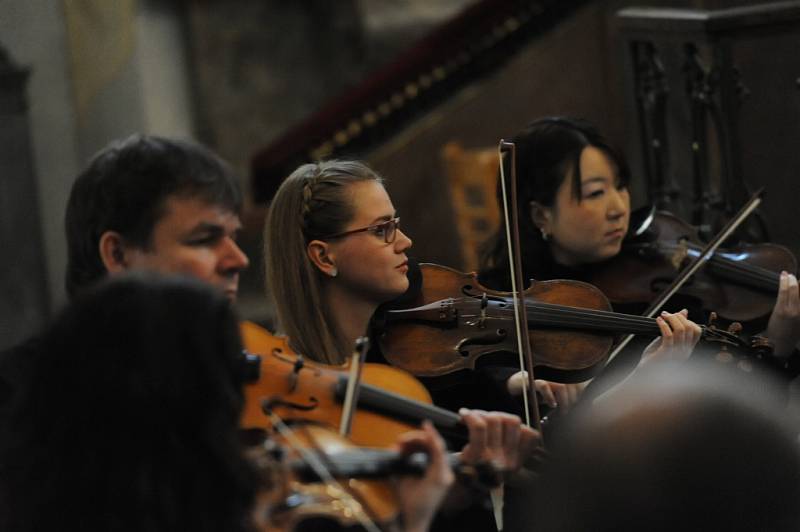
[420,364,524,418]
[0,336,40,410]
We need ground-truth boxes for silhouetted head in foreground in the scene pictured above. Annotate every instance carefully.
[530,362,800,532]
[2,274,258,532]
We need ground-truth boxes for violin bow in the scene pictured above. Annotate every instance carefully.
[486,140,544,532]
[339,336,370,437]
[604,187,764,365]
[498,140,543,433]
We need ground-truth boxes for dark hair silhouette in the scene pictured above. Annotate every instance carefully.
[529,362,800,532]
[1,274,258,531]
[65,135,242,298]
[479,117,629,286]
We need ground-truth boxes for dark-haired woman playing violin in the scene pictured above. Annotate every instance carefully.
[479,116,800,398]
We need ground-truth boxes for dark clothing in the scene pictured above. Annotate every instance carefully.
[479,247,800,402]
[0,333,41,525]
[0,336,40,453]
[479,251,656,400]
[0,337,39,407]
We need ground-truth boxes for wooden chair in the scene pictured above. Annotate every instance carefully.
[441,141,500,272]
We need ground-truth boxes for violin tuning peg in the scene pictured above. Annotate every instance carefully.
[726,322,743,335]
[749,334,774,358]
[706,312,718,328]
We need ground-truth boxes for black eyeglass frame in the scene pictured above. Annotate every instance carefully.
[321,217,401,244]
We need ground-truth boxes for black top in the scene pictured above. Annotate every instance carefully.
[478,246,800,400]
[0,335,41,460]
[478,249,654,402]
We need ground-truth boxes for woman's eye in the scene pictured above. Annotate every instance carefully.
[372,227,386,236]
[583,189,604,199]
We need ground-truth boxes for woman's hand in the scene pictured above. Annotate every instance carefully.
[766,271,800,358]
[458,408,541,474]
[506,372,587,414]
[640,309,702,366]
[393,421,454,532]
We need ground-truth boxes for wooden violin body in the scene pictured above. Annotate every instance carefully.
[239,322,486,532]
[378,263,613,383]
[251,422,400,532]
[589,211,797,322]
[377,264,774,382]
[239,321,465,448]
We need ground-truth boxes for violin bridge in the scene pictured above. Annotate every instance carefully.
[479,292,489,328]
[671,240,689,270]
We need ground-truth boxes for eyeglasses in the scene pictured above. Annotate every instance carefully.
[322,217,401,244]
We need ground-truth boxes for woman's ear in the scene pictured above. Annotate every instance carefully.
[307,240,338,278]
[530,201,552,235]
[98,231,130,273]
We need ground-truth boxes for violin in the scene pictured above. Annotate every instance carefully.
[240,322,500,532]
[251,421,499,532]
[239,321,468,447]
[377,263,770,382]
[588,210,798,322]
[250,422,406,532]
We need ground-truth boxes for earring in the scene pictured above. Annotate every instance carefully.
[330,267,338,277]
[540,228,549,241]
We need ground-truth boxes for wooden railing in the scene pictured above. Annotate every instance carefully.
[250,0,589,203]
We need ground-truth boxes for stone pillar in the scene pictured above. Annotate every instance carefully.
[0,45,49,349]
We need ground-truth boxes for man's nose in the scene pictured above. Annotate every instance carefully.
[220,238,250,272]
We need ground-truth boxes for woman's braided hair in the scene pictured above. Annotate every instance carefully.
[265,160,383,364]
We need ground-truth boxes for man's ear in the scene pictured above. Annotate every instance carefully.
[530,201,552,235]
[306,239,338,278]
[98,231,131,273]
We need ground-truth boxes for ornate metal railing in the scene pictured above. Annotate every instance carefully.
[250,0,589,203]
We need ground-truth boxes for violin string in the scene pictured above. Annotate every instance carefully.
[686,242,783,279]
[460,302,659,332]
[452,296,733,343]
[628,241,781,288]
[705,256,780,289]
[460,309,656,331]
[267,413,383,532]
[454,297,660,333]
[642,242,781,288]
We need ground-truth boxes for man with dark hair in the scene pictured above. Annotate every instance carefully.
[64,134,249,301]
[1,134,249,418]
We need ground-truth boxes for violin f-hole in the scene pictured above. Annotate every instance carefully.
[261,396,320,413]
[456,329,508,357]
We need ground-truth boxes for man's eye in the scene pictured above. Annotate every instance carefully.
[188,235,217,245]
[372,227,386,236]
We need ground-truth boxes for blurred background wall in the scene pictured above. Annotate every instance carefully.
[1,0,797,348]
